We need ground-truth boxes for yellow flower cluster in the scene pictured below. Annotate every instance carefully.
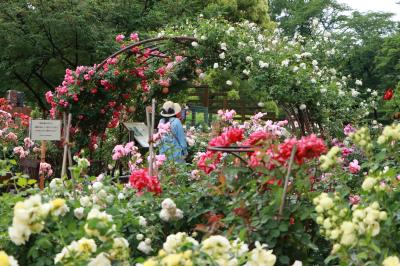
[319,146,340,171]
[142,232,276,266]
[377,123,400,145]
[8,195,70,246]
[314,193,387,254]
[350,127,373,152]
[109,237,130,261]
[54,237,97,265]
[50,198,70,217]
[84,208,116,242]
[144,250,193,266]
[0,250,19,266]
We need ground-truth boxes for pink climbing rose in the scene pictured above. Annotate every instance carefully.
[115,34,125,42]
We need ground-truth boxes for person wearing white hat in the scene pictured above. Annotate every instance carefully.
[158,101,187,162]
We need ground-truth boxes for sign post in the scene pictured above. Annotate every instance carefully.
[145,99,156,177]
[30,119,61,190]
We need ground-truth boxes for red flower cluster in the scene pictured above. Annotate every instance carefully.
[197,151,222,174]
[275,134,327,165]
[209,128,244,147]
[383,88,394,100]
[0,98,11,111]
[129,168,162,194]
[243,130,272,146]
[13,113,30,127]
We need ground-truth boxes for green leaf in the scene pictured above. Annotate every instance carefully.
[17,177,27,187]
[28,179,37,185]
[279,255,290,264]
[278,223,288,232]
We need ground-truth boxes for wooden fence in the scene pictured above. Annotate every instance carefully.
[186,86,275,125]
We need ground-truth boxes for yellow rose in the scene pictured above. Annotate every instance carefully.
[143,259,157,266]
[161,254,183,266]
[382,256,400,266]
[0,251,10,266]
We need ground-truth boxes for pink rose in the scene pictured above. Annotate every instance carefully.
[115,34,125,42]
[349,159,361,174]
[130,32,139,41]
[349,195,361,205]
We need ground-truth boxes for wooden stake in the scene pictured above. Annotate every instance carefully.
[149,99,156,176]
[278,145,297,218]
[61,113,72,178]
[146,105,152,176]
[39,140,46,190]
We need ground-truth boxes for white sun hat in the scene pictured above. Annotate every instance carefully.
[161,101,179,117]
[173,103,182,115]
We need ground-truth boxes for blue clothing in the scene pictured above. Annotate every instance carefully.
[159,117,187,162]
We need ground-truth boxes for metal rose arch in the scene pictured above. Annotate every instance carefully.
[96,36,198,71]
[46,35,201,152]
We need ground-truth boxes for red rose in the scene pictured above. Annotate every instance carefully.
[383,88,394,100]
[226,128,244,143]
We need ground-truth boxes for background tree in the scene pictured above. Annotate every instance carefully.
[335,11,398,91]
[268,0,347,35]
[0,0,272,110]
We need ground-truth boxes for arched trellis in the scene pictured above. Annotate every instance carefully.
[57,35,203,176]
[96,36,198,71]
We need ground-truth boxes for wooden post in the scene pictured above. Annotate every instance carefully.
[61,113,72,178]
[39,140,46,190]
[146,106,152,176]
[150,99,156,176]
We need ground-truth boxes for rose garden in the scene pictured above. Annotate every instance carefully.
[0,1,400,266]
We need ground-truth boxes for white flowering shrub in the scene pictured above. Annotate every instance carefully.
[161,17,377,136]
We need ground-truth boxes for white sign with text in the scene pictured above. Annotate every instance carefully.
[123,122,149,147]
[30,120,61,141]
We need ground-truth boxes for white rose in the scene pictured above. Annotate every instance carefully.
[220,43,227,51]
[139,216,147,227]
[340,233,356,246]
[226,80,233,86]
[362,177,376,191]
[136,234,144,241]
[243,69,250,75]
[213,63,219,69]
[92,182,103,191]
[117,193,125,200]
[219,52,225,59]
[74,207,85,220]
[88,252,111,266]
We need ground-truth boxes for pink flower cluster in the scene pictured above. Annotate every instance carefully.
[349,159,361,174]
[39,162,53,178]
[217,109,236,122]
[153,122,171,142]
[129,168,161,194]
[13,146,29,159]
[112,142,142,162]
[154,154,167,168]
[344,124,356,136]
[24,137,34,149]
